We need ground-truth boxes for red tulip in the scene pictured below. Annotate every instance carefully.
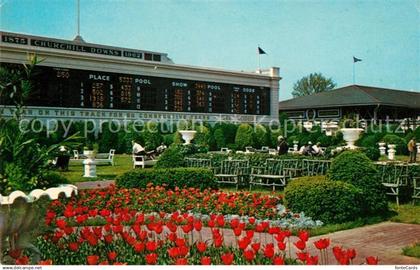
[263,244,275,258]
[306,255,319,265]
[68,242,79,252]
[208,220,215,228]
[294,239,306,250]
[298,230,309,242]
[104,234,113,244]
[275,232,286,243]
[272,256,284,265]
[339,256,350,265]
[38,259,53,265]
[296,252,308,262]
[134,242,145,253]
[175,258,188,265]
[99,261,109,265]
[230,218,240,229]
[145,253,157,265]
[214,236,224,248]
[277,241,286,251]
[108,251,117,261]
[216,215,225,227]
[167,247,179,258]
[332,246,343,261]
[175,238,186,247]
[193,220,202,231]
[245,230,254,239]
[146,241,158,252]
[248,217,256,224]
[56,219,67,229]
[9,249,22,259]
[251,242,261,252]
[238,237,251,250]
[16,256,29,265]
[366,256,379,265]
[233,227,242,237]
[347,248,356,260]
[201,256,211,265]
[221,252,234,265]
[314,238,330,250]
[87,255,99,265]
[196,241,207,253]
[244,249,255,262]
[255,223,265,233]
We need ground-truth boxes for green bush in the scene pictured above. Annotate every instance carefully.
[284,176,362,224]
[116,167,217,190]
[327,151,388,216]
[40,172,69,187]
[360,147,380,161]
[253,124,269,148]
[213,128,226,150]
[235,124,254,150]
[381,134,408,155]
[155,144,201,168]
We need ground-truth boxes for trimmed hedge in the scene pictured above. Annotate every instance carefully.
[116,167,217,190]
[284,176,362,224]
[327,151,388,216]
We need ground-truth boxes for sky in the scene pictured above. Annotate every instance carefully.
[0,0,419,101]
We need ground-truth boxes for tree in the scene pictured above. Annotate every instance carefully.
[292,73,336,97]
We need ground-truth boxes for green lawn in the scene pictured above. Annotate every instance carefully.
[378,155,412,162]
[59,154,133,183]
[389,203,420,224]
[402,242,420,258]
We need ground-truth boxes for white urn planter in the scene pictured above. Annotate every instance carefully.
[340,128,364,149]
[388,144,396,160]
[293,140,299,152]
[378,142,386,155]
[83,150,97,177]
[179,130,197,145]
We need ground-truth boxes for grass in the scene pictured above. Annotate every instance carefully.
[389,203,420,224]
[402,242,420,258]
[378,155,413,162]
[58,154,132,183]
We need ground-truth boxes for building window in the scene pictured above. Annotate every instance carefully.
[153,54,161,62]
[144,53,152,61]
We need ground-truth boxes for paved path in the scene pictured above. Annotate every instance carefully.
[74,182,420,265]
[75,180,115,190]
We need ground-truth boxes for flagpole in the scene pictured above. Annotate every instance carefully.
[77,0,80,36]
[258,53,261,73]
[353,61,355,84]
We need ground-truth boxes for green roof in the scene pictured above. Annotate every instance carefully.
[279,85,420,110]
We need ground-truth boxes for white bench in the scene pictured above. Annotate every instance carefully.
[96,149,115,166]
[132,155,157,168]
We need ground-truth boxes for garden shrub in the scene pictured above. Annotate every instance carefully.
[253,124,269,148]
[155,144,201,168]
[284,176,362,224]
[194,125,210,147]
[116,167,217,190]
[381,134,408,155]
[40,172,69,187]
[213,128,226,150]
[327,151,388,216]
[360,147,380,161]
[235,124,254,149]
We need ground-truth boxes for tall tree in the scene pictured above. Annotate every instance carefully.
[292,73,336,97]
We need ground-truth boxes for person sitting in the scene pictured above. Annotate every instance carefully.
[156,143,167,155]
[132,140,145,155]
[311,142,324,156]
[277,136,288,155]
[299,144,308,155]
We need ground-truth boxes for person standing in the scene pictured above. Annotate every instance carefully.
[408,137,417,163]
[277,136,288,155]
[132,140,145,155]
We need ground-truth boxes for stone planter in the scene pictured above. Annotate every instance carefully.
[83,150,95,159]
[388,144,396,160]
[0,185,78,263]
[378,142,386,155]
[340,128,363,149]
[179,130,197,145]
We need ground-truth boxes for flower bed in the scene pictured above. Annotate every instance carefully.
[9,186,378,265]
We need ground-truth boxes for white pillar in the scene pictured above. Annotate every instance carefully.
[388,144,396,160]
[378,142,386,156]
[83,158,97,177]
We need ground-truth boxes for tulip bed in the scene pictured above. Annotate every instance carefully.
[11,185,379,265]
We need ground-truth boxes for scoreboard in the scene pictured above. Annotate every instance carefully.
[5,64,271,116]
